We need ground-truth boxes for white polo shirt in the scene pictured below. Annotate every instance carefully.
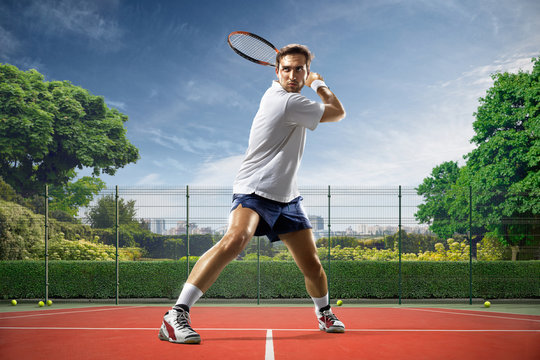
[233,81,325,203]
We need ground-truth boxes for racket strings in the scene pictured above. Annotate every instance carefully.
[229,34,277,64]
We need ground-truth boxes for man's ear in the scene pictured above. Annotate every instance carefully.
[275,65,279,77]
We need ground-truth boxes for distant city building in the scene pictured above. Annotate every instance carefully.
[308,215,324,231]
[148,216,430,238]
[152,219,166,235]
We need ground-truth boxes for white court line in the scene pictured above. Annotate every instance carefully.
[0,327,538,333]
[404,308,540,323]
[0,306,135,320]
[265,329,274,360]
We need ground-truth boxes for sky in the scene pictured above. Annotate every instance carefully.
[1,0,539,189]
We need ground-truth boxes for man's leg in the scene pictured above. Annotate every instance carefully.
[186,204,260,292]
[279,229,327,298]
[280,229,345,333]
[159,205,260,344]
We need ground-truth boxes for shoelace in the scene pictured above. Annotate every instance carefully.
[175,310,193,328]
[320,311,338,322]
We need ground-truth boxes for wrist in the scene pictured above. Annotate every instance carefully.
[310,79,327,92]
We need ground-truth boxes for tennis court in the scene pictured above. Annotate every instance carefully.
[1,303,539,359]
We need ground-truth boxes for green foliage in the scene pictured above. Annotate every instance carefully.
[477,233,507,261]
[48,175,106,217]
[243,253,274,261]
[0,64,139,196]
[1,260,538,299]
[463,58,540,246]
[0,199,144,261]
[0,199,44,260]
[0,177,18,202]
[415,161,462,238]
[384,230,440,254]
[86,194,138,228]
[317,236,360,248]
[44,232,142,261]
[416,57,540,249]
[242,236,275,257]
[316,235,506,262]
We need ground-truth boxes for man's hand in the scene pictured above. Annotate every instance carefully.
[306,72,324,88]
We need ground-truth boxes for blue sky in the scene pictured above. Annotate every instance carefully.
[1,0,539,188]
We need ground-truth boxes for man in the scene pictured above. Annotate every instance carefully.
[159,44,346,344]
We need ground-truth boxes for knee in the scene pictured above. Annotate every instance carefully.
[217,230,251,257]
[301,257,325,280]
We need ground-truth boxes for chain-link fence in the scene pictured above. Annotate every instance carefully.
[1,185,538,303]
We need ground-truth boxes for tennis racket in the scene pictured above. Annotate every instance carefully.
[227,31,278,67]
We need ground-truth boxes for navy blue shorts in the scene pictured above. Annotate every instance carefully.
[231,193,312,242]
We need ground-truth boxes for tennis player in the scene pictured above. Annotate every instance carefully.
[159,44,346,344]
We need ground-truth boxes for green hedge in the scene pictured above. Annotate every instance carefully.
[1,260,538,300]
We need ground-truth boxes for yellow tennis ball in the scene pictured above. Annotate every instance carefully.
[47,300,53,306]
[484,301,491,308]
[336,299,343,306]
[38,301,45,307]
[11,299,17,306]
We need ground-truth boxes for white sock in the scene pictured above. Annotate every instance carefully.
[311,293,329,313]
[175,283,203,309]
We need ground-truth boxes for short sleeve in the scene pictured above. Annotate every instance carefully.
[285,94,325,131]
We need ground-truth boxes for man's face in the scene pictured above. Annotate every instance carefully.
[276,54,309,93]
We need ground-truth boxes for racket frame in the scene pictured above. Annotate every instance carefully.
[227,31,279,67]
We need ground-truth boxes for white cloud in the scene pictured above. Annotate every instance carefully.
[106,99,127,111]
[144,128,242,156]
[24,0,122,43]
[189,155,244,185]
[136,173,163,186]
[299,53,537,187]
[149,88,159,99]
[0,25,19,58]
[184,80,255,111]
[152,157,187,172]
[0,25,44,71]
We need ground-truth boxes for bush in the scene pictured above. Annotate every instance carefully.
[0,199,44,259]
[1,260,538,300]
[243,254,273,261]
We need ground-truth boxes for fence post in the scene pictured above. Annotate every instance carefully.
[115,185,119,305]
[327,185,331,297]
[44,185,49,305]
[257,236,260,305]
[469,185,473,305]
[186,185,190,278]
[398,185,402,305]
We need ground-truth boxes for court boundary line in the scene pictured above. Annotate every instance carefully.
[265,329,274,360]
[1,326,539,332]
[0,306,136,320]
[404,307,540,323]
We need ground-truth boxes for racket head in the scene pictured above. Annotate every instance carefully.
[227,31,279,67]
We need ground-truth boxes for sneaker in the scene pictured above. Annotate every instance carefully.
[158,308,201,344]
[318,306,345,333]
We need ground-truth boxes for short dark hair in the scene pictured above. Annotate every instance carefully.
[276,44,313,69]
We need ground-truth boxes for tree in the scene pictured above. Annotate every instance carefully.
[86,194,138,228]
[384,230,441,254]
[0,64,139,196]
[416,57,540,257]
[463,57,539,249]
[242,236,275,258]
[48,174,106,217]
[415,161,462,238]
[316,236,359,248]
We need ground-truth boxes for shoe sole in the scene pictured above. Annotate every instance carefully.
[319,325,345,333]
[158,325,201,344]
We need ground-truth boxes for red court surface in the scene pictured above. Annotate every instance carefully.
[1,306,539,359]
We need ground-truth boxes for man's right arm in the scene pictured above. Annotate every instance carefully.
[307,72,346,123]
